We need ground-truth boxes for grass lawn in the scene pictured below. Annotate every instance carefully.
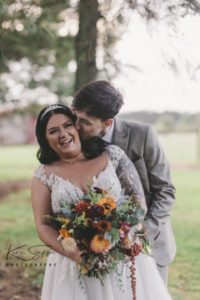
[0,144,38,181]
[159,132,198,165]
[168,170,200,300]
[0,190,40,247]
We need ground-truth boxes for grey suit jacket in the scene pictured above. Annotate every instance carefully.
[112,118,176,266]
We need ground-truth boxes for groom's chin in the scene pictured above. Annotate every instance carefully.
[79,135,90,142]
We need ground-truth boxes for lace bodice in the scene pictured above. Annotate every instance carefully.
[34,145,147,214]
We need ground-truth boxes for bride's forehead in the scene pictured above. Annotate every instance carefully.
[47,114,72,126]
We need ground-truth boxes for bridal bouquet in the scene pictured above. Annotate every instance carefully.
[48,186,150,284]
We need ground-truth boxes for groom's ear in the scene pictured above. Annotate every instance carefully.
[104,119,113,128]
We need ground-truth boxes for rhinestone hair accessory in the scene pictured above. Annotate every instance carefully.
[40,104,65,120]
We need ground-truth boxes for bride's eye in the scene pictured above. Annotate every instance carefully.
[49,129,58,134]
[64,122,73,128]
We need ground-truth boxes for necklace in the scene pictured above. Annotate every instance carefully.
[60,153,85,165]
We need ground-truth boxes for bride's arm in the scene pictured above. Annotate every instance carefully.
[106,145,147,214]
[31,177,81,263]
[116,152,147,215]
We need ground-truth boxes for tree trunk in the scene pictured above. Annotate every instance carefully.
[75,0,99,91]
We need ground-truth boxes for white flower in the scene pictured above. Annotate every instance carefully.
[136,223,143,231]
[128,226,137,241]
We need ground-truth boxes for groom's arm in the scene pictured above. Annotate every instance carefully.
[143,126,175,242]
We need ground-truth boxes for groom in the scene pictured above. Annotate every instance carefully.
[72,80,176,284]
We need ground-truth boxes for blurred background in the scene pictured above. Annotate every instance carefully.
[0,1,200,299]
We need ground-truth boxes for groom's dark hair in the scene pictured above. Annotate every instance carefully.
[72,80,124,120]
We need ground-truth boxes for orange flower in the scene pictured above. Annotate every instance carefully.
[97,195,116,215]
[90,234,110,253]
[59,228,70,238]
[95,220,112,233]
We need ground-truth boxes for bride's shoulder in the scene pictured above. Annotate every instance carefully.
[105,145,125,163]
[34,164,45,177]
[34,161,58,175]
[33,163,55,188]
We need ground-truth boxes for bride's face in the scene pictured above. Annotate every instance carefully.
[45,113,81,159]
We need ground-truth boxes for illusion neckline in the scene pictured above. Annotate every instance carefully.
[42,158,112,194]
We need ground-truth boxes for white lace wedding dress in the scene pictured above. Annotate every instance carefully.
[34,145,172,300]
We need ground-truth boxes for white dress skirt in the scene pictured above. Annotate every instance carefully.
[41,251,172,300]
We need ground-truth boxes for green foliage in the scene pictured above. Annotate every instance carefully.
[0,0,76,104]
[108,228,120,244]
[0,0,73,67]
[1,0,200,106]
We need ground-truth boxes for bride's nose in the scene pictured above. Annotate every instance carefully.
[59,128,68,139]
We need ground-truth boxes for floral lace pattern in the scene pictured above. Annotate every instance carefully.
[34,146,122,214]
[34,145,146,214]
[106,145,147,212]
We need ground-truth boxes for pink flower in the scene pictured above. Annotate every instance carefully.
[119,222,130,239]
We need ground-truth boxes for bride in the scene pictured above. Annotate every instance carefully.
[31,104,172,300]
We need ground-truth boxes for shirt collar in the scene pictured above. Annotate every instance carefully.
[102,120,114,143]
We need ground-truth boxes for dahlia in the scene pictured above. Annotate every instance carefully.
[97,196,116,215]
[90,234,110,253]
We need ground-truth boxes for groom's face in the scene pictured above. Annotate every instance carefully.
[74,110,111,140]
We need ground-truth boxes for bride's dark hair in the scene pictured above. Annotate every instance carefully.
[35,104,109,164]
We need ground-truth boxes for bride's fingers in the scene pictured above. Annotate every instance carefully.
[68,248,83,263]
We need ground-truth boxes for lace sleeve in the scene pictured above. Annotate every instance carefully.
[106,145,147,213]
[33,165,53,189]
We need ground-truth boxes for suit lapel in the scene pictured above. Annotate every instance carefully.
[112,118,130,153]
[112,118,141,162]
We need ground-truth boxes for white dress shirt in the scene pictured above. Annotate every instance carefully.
[102,120,114,143]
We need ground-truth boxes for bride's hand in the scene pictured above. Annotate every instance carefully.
[68,248,82,264]
[61,237,82,263]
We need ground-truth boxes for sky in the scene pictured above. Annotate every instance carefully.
[113,12,200,113]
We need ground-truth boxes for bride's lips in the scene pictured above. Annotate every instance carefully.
[59,137,73,146]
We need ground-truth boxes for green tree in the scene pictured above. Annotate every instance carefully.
[0,0,75,104]
[1,0,200,105]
